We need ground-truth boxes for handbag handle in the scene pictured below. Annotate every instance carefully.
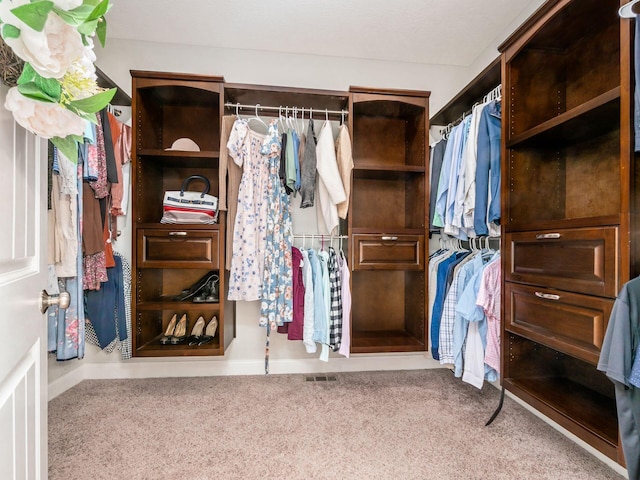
[180,175,210,198]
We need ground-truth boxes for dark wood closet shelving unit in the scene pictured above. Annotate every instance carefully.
[131,74,433,357]
[499,0,633,466]
[348,86,430,353]
[130,70,234,357]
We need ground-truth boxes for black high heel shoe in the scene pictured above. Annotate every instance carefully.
[193,274,219,303]
[172,271,218,302]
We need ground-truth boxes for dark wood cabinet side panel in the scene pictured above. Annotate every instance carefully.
[404,271,426,344]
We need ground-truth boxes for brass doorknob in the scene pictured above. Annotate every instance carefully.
[39,290,70,314]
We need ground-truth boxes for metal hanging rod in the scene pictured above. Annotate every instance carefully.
[224,102,348,118]
[439,84,501,138]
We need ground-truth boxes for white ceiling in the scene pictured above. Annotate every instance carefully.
[105,0,537,67]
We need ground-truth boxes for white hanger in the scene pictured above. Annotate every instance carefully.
[286,107,294,132]
[620,0,640,17]
[248,104,267,132]
[278,106,284,130]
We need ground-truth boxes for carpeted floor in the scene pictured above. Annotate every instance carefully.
[48,369,624,480]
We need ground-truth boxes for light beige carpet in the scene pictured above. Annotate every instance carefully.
[48,369,624,480]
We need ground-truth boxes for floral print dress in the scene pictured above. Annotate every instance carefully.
[259,130,293,331]
[227,119,278,301]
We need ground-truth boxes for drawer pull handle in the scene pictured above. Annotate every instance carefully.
[381,236,398,241]
[535,233,561,240]
[535,291,560,301]
[169,231,188,237]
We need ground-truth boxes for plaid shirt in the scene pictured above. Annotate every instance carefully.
[328,247,342,351]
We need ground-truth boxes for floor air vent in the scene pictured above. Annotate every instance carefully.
[305,375,337,382]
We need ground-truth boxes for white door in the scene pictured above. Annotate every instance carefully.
[0,84,48,480]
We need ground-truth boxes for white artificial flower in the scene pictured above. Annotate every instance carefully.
[4,87,85,139]
[1,6,84,79]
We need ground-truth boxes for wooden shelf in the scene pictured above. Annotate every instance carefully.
[507,87,620,148]
[137,149,220,158]
[224,83,348,115]
[135,223,222,231]
[351,330,425,353]
[350,227,425,236]
[136,301,221,310]
[353,165,425,173]
[504,214,621,234]
[136,335,221,357]
[430,57,501,126]
[504,376,618,460]
[352,165,425,181]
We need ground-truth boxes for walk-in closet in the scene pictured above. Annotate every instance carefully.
[1,0,638,478]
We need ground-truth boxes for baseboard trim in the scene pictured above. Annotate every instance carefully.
[48,367,86,401]
[48,353,437,399]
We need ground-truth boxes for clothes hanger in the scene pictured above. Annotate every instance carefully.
[248,104,268,132]
[278,106,285,131]
[286,107,294,132]
[620,0,640,17]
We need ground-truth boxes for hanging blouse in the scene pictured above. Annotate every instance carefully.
[335,124,353,220]
[315,120,346,235]
[337,250,351,358]
[300,119,317,208]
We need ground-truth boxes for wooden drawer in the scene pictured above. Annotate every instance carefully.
[505,282,613,365]
[352,234,424,270]
[137,229,219,269]
[504,227,618,297]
